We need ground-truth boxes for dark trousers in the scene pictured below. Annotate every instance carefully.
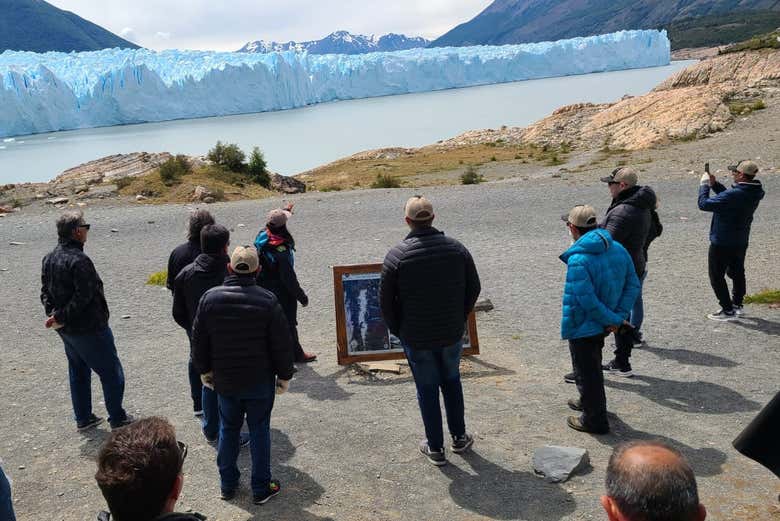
[708,244,747,311]
[569,334,609,429]
[186,330,203,412]
[403,341,466,451]
[217,379,276,495]
[613,330,633,367]
[0,465,15,521]
[57,327,127,427]
[288,318,306,362]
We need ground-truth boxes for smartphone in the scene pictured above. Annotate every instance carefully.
[704,162,710,174]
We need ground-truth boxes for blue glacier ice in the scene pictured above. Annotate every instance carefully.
[0,30,669,138]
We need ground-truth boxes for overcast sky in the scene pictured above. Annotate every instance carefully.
[48,0,492,51]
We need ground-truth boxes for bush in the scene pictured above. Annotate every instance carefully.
[146,270,167,286]
[115,176,133,189]
[159,156,192,186]
[248,147,271,187]
[461,166,485,185]
[370,174,401,189]
[207,141,246,172]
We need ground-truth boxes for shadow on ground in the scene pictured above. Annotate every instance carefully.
[731,316,780,336]
[339,356,515,387]
[439,451,576,520]
[641,344,739,368]
[605,374,762,414]
[78,428,111,461]
[290,364,353,401]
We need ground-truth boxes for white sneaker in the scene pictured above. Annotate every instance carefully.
[734,305,745,316]
[707,309,737,321]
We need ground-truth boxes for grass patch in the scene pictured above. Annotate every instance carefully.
[320,185,342,192]
[460,166,485,185]
[728,99,767,116]
[370,174,401,189]
[146,270,167,286]
[743,289,780,305]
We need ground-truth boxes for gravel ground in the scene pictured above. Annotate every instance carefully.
[1,110,779,520]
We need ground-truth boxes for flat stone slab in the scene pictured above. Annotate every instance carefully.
[533,445,590,483]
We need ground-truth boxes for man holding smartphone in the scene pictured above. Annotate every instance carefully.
[698,160,765,321]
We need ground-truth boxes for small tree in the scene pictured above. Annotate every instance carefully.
[248,147,271,187]
[207,141,246,172]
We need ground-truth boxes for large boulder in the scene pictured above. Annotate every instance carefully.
[533,446,590,483]
[270,173,306,194]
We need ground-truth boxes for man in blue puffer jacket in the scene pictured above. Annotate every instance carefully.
[560,205,640,434]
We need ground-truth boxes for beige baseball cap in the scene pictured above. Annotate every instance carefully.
[266,209,290,228]
[600,167,638,187]
[405,195,434,221]
[230,245,259,274]
[728,160,759,176]
[561,205,598,228]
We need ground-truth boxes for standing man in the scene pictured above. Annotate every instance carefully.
[173,224,230,437]
[192,246,295,504]
[380,196,481,466]
[698,160,765,321]
[41,211,132,431]
[560,205,639,434]
[166,209,215,417]
[599,167,656,377]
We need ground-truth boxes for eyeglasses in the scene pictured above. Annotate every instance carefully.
[77,224,91,230]
[177,440,188,471]
[607,181,620,186]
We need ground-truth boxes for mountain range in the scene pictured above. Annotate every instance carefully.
[238,31,429,54]
[0,0,138,52]
[430,0,780,48]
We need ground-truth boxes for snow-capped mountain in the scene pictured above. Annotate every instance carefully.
[238,31,429,54]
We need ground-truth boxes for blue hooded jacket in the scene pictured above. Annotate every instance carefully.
[698,180,764,248]
[560,228,640,340]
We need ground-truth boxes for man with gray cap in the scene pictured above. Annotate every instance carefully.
[699,160,765,321]
[560,205,639,434]
[192,245,295,504]
[380,196,481,465]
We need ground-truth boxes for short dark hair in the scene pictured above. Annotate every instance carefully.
[56,210,84,238]
[606,441,700,521]
[95,417,181,521]
[408,217,434,229]
[187,210,215,241]
[200,224,229,254]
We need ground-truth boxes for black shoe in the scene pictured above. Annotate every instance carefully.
[111,415,135,430]
[220,488,236,501]
[253,480,281,505]
[451,434,474,454]
[77,414,104,432]
[602,359,634,378]
[564,372,576,384]
[567,416,609,434]
[419,441,447,466]
[567,398,583,412]
[631,330,644,347]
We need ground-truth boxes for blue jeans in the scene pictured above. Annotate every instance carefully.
[403,341,466,451]
[57,327,127,428]
[629,271,647,332]
[0,465,15,521]
[201,386,219,440]
[217,379,276,495]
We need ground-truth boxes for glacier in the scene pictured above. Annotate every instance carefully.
[0,30,670,139]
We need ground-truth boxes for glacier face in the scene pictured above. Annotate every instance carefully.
[0,30,670,138]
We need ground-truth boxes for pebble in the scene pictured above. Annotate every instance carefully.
[121,315,131,319]
[9,241,25,246]
[238,223,246,228]
[18,465,25,470]
[111,229,118,233]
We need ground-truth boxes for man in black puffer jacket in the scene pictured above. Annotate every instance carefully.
[600,167,657,377]
[166,210,215,290]
[380,196,481,466]
[173,224,229,434]
[192,246,295,504]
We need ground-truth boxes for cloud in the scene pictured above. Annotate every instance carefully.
[155,31,172,40]
[119,27,137,42]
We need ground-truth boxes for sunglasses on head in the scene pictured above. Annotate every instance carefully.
[177,440,188,471]
[77,224,91,230]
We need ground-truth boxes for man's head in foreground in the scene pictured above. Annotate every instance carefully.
[562,204,598,241]
[404,195,434,229]
[603,441,706,521]
[96,417,187,521]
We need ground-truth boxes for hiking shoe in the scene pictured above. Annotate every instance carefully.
[707,309,737,321]
[193,409,204,418]
[602,359,634,378]
[564,372,577,384]
[240,432,251,448]
[77,414,104,431]
[419,441,447,466]
[567,416,609,434]
[567,398,583,412]
[451,434,474,454]
[111,415,135,431]
[220,488,236,501]
[733,305,745,316]
[252,480,281,505]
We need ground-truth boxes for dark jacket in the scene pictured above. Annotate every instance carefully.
[733,391,780,478]
[698,180,765,248]
[191,274,295,394]
[256,234,308,321]
[601,185,657,276]
[40,238,110,334]
[172,254,228,332]
[166,240,201,290]
[97,511,206,521]
[380,226,481,350]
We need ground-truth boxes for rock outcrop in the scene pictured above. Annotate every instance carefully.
[52,152,175,188]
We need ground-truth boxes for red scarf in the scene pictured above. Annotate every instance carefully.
[266,228,287,246]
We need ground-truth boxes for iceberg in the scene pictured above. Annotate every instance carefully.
[0,30,670,138]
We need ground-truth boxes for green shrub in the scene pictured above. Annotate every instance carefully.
[744,289,780,305]
[115,176,133,189]
[461,166,485,185]
[490,156,497,162]
[146,270,167,286]
[159,156,192,186]
[207,141,246,172]
[212,188,226,201]
[248,147,271,187]
[320,185,342,192]
[370,174,401,189]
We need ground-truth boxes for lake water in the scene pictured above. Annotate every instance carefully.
[0,62,692,184]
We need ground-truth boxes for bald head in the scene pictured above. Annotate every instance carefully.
[603,441,705,521]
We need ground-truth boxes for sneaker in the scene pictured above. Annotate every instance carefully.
[733,305,745,316]
[418,441,447,466]
[451,434,474,454]
[707,309,737,321]
[602,359,634,378]
[76,414,104,432]
[193,409,204,418]
[220,488,236,501]
[203,429,218,445]
[111,415,135,431]
[567,398,583,412]
[240,432,250,448]
[252,480,281,505]
[564,372,576,384]
[567,416,609,434]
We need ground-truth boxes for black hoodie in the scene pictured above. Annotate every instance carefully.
[601,185,657,277]
[172,253,228,332]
